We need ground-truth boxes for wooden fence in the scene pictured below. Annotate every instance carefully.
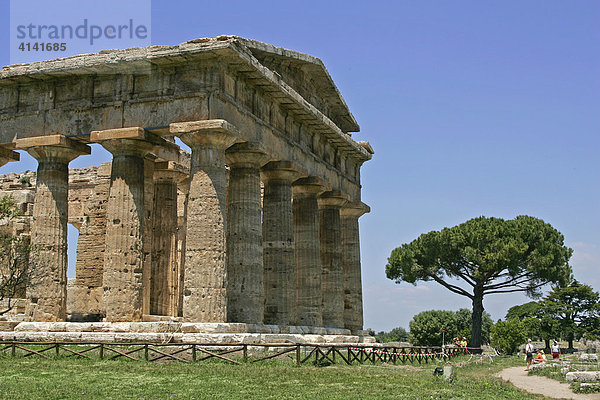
[0,341,461,365]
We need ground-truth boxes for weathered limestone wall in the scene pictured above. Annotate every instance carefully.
[0,171,36,232]
[1,166,111,319]
[0,172,35,308]
[151,162,186,317]
[71,163,111,319]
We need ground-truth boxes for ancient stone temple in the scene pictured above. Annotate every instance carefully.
[0,36,372,342]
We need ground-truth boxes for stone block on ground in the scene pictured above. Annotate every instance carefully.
[565,371,600,382]
[579,353,599,362]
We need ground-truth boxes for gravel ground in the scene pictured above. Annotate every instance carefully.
[498,366,600,400]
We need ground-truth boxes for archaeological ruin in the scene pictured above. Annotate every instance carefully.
[0,36,373,343]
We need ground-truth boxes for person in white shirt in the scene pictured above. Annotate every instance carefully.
[551,340,560,359]
[525,339,534,371]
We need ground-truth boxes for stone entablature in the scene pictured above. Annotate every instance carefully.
[0,37,372,334]
[0,36,371,200]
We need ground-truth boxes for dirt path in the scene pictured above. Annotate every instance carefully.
[498,366,600,400]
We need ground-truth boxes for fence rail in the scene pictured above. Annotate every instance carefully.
[0,341,461,365]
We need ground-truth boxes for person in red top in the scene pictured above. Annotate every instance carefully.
[534,350,547,364]
[551,340,560,359]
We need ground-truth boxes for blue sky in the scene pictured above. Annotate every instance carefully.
[1,0,598,331]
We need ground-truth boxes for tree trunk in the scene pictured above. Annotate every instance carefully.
[471,288,484,351]
[567,332,574,349]
[544,338,550,350]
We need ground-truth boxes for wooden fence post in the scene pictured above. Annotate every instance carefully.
[243,345,248,363]
[144,344,149,361]
[11,342,15,358]
[99,343,104,360]
[192,344,196,361]
[296,345,301,366]
[55,343,60,357]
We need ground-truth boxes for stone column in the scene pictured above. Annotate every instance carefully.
[176,179,189,318]
[318,191,348,329]
[98,139,154,321]
[171,121,238,322]
[341,201,370,332]
[15,135,90,322]
[225,142,270,323]
[261,161,305,326]
[293,177,329,327]
[150,162,187,316]
[142,157,155,317]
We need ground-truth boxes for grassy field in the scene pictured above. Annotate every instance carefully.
[0,353,545,399]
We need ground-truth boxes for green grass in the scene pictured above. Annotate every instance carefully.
[528,363,567,383]
[0,354,545,399]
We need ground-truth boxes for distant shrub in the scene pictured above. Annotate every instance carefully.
[491,319,526,354]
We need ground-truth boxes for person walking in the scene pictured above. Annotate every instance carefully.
[525,339,534,371]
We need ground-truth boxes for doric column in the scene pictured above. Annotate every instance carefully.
[293,177,329,327]
[176,178,189,317]
[318,191,348,329]
[91,127,179,321]
[150,162,187,316]
[15,135,90,322]
[171,120,239,322]
[262,161,306,326]
[341,201,370,332]
[225,142,270,323]
[98,139,153,321]
[142,157,155,317]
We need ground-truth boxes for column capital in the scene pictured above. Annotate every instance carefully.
[97,138,155,158]
[90,127,177,160]
[0,145,20,167]
[225,142,270,168]
[15,135,91,163]
[154,161,189,183]
[261,160,307,183]
[340,201,371,218]
[318,190,349,209]
[292,176,331,197]
[170,119,240,150]
[177,178,190,194]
